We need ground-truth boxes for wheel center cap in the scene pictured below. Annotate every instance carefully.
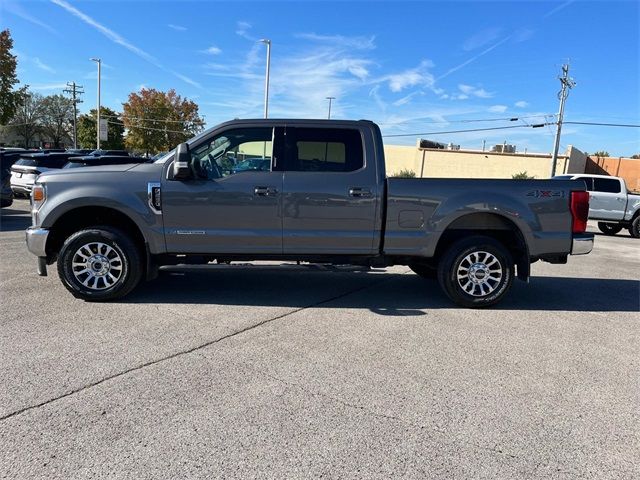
[88,255,109,275]
[469,263,488,283]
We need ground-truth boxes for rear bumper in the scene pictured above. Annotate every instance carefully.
[26,227,49,257]
[571,233,594,255]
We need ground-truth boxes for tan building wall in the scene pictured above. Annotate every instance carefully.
[382,143,588,179]
[586,156,640,192]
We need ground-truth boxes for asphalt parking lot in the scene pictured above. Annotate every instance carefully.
[1,198,638,479]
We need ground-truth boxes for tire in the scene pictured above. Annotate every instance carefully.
[437,236,514,308]
[598,222,623,235]
[409,263,437,279]
[629,216,640,239]
[57,226,143,301]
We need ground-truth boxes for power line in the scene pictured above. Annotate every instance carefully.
[106,119,198,135]
[564,121,640,128]
[382,123,554,138]
[99,113,204,124]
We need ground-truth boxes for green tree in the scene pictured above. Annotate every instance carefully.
[76,107,125,150]
[512,171,535,180]
[41,94,73,147]
[0,29,21,125]
[630,154,639,159]
[123,88,204,155]
[593,151,610,157]
[9,90,45,148]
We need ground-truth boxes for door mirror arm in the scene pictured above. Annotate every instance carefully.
[172,143,192,180]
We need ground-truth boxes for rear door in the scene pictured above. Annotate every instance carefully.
[589,177,625,220]
[281,125,380,255]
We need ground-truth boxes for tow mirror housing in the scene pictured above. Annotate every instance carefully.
[173,143,191,179]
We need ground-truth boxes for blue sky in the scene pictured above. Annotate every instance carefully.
[3,0,639,155]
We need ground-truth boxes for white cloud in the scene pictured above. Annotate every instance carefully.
[236,21,254,40]
[438,36,511,81]
[5,1,58,35]
[384,60,435,93]
[202,46,222,55]
[458,84,492,98]
[463,28,502,52]
[515,100,529,108]
[488,105,508,113]
[30,83,68,91]
[393,91,424,107]
[295,33,376,50]
[51,0,201,89]
[168,24,186,31]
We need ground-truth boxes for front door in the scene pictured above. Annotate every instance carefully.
[162,126,284,254]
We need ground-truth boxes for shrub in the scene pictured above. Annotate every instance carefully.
[512,171,535,180]
[391,169,417,178]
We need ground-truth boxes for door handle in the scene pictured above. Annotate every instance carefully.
[254,186,278,196]
[349,187,372,197]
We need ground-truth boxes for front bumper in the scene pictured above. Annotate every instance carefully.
[571,233,594,255]
[26,227,49,257]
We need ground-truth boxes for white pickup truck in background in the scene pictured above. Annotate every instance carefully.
[554,174,640,238]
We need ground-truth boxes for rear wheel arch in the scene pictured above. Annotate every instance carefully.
[433,212,530,281]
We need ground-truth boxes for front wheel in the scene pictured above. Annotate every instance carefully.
[437,236,514,308]
[598,222,623,235]
[57,226,143,301]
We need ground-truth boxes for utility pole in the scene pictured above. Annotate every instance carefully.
[326,96,335,119]
[259,39,271,119]
[63,82,84,149]
[550,63,576,176]
[90,58,102,149]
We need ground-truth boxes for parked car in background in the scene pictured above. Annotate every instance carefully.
[0,156,18,207]
[63,155,148,169]
[87,149,130,157]
[554,174,640,238]
[10,152,84,197]
[65,149,94,155]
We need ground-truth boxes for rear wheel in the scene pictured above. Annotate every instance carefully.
[437,236,514,308]
[598,222,623,235]
[629,216,640,238]
[57,226,143,301]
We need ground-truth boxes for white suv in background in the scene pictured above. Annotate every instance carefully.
[554,174,640,238]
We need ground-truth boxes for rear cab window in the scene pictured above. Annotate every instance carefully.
[593,177,621,193]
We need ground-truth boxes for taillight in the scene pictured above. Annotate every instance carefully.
[570,191,589,234]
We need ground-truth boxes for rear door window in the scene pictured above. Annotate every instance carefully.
[593,178,621,193]
[285,128,364,173]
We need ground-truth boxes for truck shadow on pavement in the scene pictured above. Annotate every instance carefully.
[124,265,640,313]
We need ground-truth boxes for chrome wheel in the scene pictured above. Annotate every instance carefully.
[456,250,503,297]
[71,242,123,290]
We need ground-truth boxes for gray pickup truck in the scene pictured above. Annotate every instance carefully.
[26,119,593,308]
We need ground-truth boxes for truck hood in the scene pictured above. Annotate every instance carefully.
[39,163,142,179]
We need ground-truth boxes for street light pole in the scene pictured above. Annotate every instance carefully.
[90,58,101,149]
[326,96,335,119]
[259,39,271,119]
